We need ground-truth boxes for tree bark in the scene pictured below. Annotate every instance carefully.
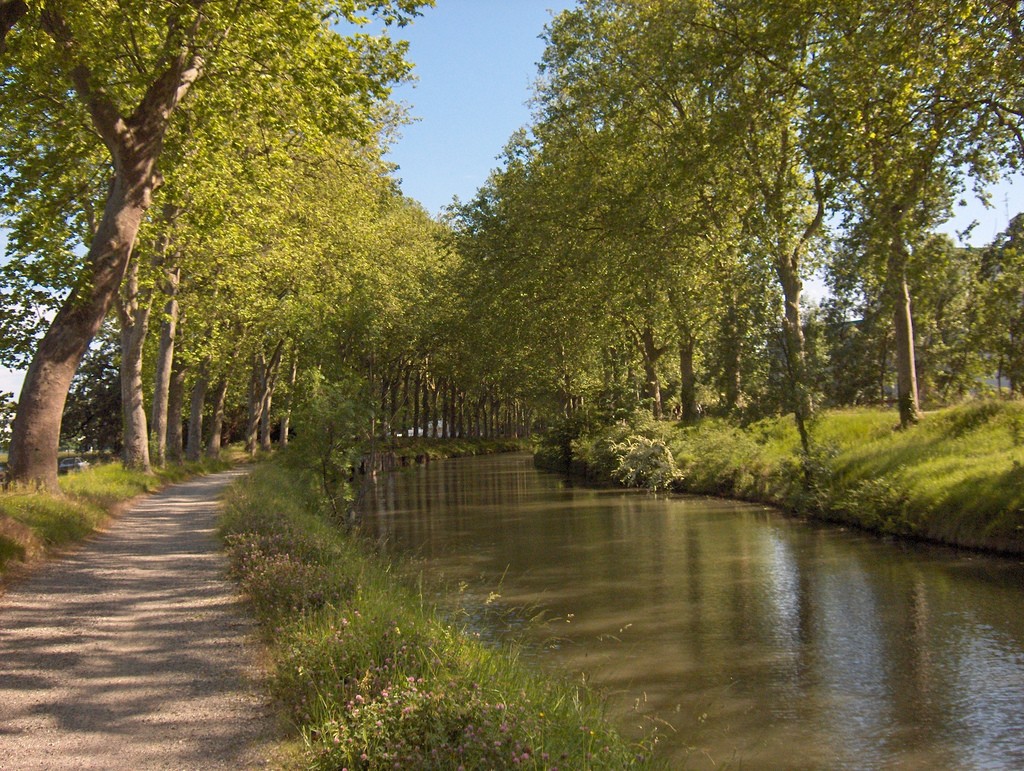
[678,332,698,424]
[206,375,229,458]
[891,260,921,426]
[779,262,811,454]
[245,357,263,454]
[259,365,278,452]
[5,11,203,489]
[245,340,284,454]
[639,325,667,419]
[186,357,209,462]
[151,262,179,466]
[279,354,297,447]
[116,259,152,472]
[412,369,421,438]
[167,362,186,463]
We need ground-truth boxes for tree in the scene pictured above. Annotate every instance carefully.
[978,213,1024,393]
[1,0,428,489]
[804,0,1022,426]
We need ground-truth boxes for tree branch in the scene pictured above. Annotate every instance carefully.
[0,0,27,55]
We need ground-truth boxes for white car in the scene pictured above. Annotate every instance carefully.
[58,457,89,474]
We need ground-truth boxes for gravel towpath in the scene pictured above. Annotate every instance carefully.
[0,468,276,770]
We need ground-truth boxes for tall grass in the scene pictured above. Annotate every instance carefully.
[0,454,234,575]
[220,461,657,770]
[563,401,1024,554]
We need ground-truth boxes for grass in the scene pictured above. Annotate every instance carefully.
[219,459,657,770]
[557,400,1024,554]
[0,453,236,576]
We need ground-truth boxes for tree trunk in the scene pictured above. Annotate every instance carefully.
[259,373,276,452]
[779,262,811,454]
[186,358,210,462]
[245,357,263,454]
[678,332,697,424]
[116,260,152,473]
[412,369,421,438]
[206,375,229,458]
[167,363,186,463]
[6,13,203,490]
[279,355,297,447]
[150,263,179,466]
[640,325,666,419]
[891,263,921,427]
[246,340,284,454]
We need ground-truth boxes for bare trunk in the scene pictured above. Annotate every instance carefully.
[246,340,284,454]
[116,260,152,473]
[640,325,666,419]
[9,176,154,489]
[259,384,274,452]
[678,332,697,424]
[891,264,920,426]
[206,375,229,458]
[186,358,209,462]
[245,357,263,454]
[150,264,179,466]
[412,369,421,437]
[779,263,811,454]
[279,355,297,447]
[167,363,186,463]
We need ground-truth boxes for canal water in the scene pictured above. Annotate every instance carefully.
[358,453,1024,769]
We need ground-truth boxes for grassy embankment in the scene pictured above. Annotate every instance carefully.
[0,455,234,577]
[540,399,1024,554]
[219,456,655,770]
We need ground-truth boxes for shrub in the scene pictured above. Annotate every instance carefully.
[609,436,682,491]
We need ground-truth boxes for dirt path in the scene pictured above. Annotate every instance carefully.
[0,468,277,770]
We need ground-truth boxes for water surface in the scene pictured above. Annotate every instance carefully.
[360,453,1024,769]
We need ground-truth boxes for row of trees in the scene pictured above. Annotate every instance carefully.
[437,0,1023,445]
[0,0,440,489]
[2,0,1022,493]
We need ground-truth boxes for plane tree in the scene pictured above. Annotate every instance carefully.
[1,0,428,489]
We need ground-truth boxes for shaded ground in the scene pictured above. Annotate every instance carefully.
[0,468,277,770]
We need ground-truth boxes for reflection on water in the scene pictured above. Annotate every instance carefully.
[359,453,1024,769]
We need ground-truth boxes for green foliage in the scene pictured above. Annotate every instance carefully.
[534,409,603,472]
[555,402,1024,553]
[220,460,656,770]
[285,373,373,521]
[59,325,122,454]
[609,435,681,491]
[0,389,15,450]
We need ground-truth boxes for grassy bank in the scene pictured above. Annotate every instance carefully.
[540,400,1024,554]
[0,456,233,577]
[219,459,655,770]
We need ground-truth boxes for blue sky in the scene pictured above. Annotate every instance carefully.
[384,0,573,216]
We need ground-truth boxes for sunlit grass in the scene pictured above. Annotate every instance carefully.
[569,400,1024,553]
[220,460,658,769]
[0,452,237,575]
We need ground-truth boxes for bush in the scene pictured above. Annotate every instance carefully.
[609,435,681,491]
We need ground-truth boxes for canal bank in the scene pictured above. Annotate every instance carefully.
[535,401,1024,556]
[359,451,1024,769]
[219,457,655,770]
